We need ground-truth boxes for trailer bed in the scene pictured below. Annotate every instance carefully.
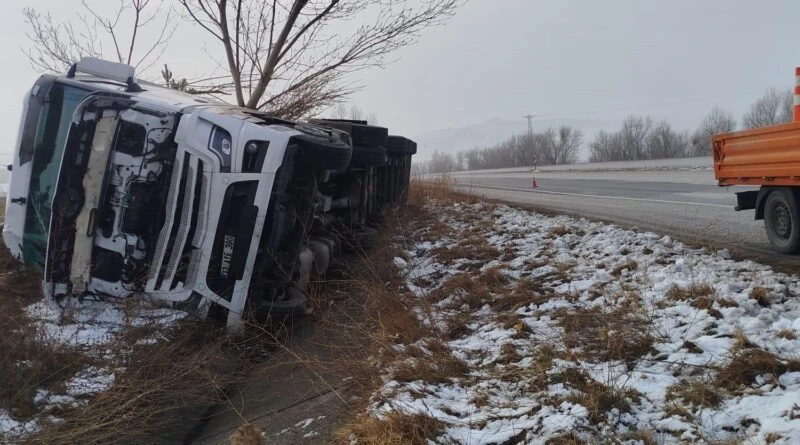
[713,121,800,186]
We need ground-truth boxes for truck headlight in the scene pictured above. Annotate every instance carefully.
[208,125,232,172]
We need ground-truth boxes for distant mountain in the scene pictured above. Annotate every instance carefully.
[412,117,622,162]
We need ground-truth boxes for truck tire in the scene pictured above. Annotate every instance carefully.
[350,144,387,168]
[387,136,417,155]
[313,120,388,147]
[292,131,352,171]
[764,188,800,254]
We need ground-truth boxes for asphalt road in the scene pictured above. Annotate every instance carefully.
[450,170,800,272]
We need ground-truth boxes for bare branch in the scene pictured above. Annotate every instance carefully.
[180,0,462,116]
[24,0,177,76]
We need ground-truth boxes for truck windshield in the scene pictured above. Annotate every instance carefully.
[23,83,90,267]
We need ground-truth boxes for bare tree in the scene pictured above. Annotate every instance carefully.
[617,115,653,161]
[331,103,378,123]
[781,88,794,124]
[691,107,736,156]
[742,87,793,129]
[550,126,582,165]
[647,120,688,159]
[178,0,461,117]
[23,0,175,74]
[589,131,622,162]
[428,150,458,173]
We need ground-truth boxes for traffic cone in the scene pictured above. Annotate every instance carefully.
[531,177,537,188]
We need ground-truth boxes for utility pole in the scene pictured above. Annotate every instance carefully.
[523,114,535,138]
[523,114,537,169]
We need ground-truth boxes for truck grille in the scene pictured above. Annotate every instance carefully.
[146,152,206,292]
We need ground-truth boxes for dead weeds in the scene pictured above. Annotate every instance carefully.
[666,282,715,301]
[749,287,771,307]
[610,259,639,277]
[551,368,641,424]
[431,236,501,264]
[555,306,656,367]
[25,321,236,444]
[0,223,96,422]
[717,347,800,393]
[337,412,444,445]
[391,339,469,384]
[666,380,723,408]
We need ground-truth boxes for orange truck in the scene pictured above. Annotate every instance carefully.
[713,68,800,253]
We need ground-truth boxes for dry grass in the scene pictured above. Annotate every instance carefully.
[490,277,561,312]
[666,282,715,301]
[555,306,656,367]
[228,423,265,445]
[337,412,444,445]
[0,206,97,423]
[286,197,449,442]
[610,259,638,277]
[431,236,501,264]
[549,225,569,237]
[430,267,514,311]
[407,178,480,207]
[430,272,486,308]
[665,380,723,408]
[766,432,784,444]
[545,433,584,444]
[391,339,469,384]
[664,282,730,317]
[749,287,771,307]
[496,342,523,365]
[26,321,236,444]
[776,329,797,340]
[552,368,641,424]
[619,431,657,445]
[717,347,800,393]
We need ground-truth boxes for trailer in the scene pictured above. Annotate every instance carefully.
[713,67,800,253]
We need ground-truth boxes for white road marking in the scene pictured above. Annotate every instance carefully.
[458,184,733,209]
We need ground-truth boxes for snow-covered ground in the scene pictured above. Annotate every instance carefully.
[370,200,800,444]
[0,300,184,441]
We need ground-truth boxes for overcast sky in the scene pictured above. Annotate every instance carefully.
[2,0,800,164]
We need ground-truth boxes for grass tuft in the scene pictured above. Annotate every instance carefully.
[337,412,444,445]
[749,287,771,307]
[554,368,641,424]
[717,348,800,392]
[555,306,656,366]
[392,340,469,384]
[610,259,638,277]
[666,282,715,301]
[665,380,723,408]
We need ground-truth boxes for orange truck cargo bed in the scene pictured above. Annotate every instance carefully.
[713,121,800,186]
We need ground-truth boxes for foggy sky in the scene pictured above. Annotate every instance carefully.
[2,0,800,164]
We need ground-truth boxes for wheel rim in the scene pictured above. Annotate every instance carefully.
[773,201,793,240]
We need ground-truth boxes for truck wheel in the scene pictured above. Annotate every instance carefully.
[387,135,417,155]
[764,189,800,254]
[312,120,388,147]
[292,131,352,172]
[350,145,387,168]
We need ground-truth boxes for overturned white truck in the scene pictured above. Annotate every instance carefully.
[2,58,416,330]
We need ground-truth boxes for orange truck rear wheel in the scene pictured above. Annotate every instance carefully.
[763,188,800,254]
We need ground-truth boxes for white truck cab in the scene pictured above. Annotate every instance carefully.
[3,58,353,330]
